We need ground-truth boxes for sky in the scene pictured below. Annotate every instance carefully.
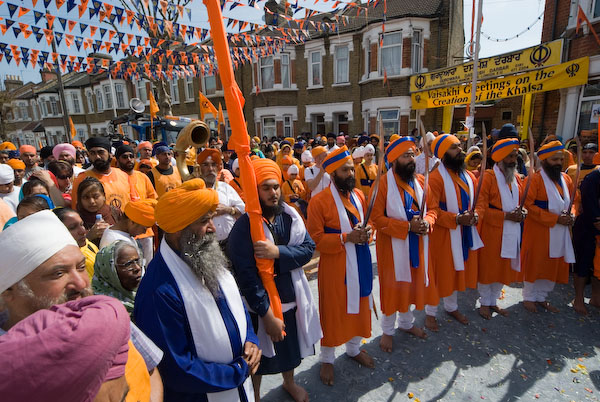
[0,0,546,85]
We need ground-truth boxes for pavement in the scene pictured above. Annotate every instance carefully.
[259,244,600,402]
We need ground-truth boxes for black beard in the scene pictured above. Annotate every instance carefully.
[119,161,134,172]
[92,157,112,172]
[443,152,466,173]
[179,230,226,297]
[394,161,416,182]
[542,162,563,182]
[333,173,355,195]
[260,196,284,218]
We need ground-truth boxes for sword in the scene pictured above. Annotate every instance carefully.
[519,128,536,209]
[363,118,385,227]
[418,120,430,219]
[566,135,582,214]
[470,121,488,211]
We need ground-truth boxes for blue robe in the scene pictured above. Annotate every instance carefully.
[133,249,258,402]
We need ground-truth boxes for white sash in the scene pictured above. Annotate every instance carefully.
[254,203,322,359]
[437,164,484,271]
[539,170,575,263]
[329,183,369,314]
[160,239,254,402]
[493,164,522,272]
[385,169,429,285]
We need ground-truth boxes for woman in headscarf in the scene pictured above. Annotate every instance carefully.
[92,240,143,314]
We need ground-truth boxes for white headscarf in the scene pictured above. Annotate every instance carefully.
[0,164,13,185]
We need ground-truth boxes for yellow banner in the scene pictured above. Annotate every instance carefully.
[411,57,589,110]
[410,39,563,93]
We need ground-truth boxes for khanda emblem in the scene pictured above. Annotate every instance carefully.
[530,44,551,67]
[414,74,426,89]
[110,198,122,211]
[415,94,422,104]
[566,63,580,78]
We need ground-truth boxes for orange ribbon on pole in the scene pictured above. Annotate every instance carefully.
[203,0,284,333]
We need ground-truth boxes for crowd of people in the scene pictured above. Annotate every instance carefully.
[0,121,598,402]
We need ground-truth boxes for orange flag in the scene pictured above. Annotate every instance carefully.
[149,91,159,141]
[18,7,30,17]
[198,91,218,120]
[217,103,225,127]
[69,117,76,139]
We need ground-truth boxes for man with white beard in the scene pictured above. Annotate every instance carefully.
[134,178,261,402]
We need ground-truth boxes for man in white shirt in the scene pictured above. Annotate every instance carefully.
[325,133,339,152]
[196,148,245,245]
[415,132,439,175]
[0,164,20,212]
[304,146,331,198]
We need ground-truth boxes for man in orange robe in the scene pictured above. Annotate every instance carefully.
[428,134,482,327]
[475,139,525,319]
[521,140,575,313]
[306,145,374,386]
[372,137,438,352]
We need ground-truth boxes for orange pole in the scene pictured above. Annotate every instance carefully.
[203,0,284,331]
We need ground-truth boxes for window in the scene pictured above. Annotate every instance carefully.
[40,99,48,117]
[262,116,276,138]
[114,84,126,109]
[380,32,402,76]
[577,80,600,132]
[95,89,104,111]
[86,91,95,113]
[281,54,290,88]
[12,106,20,121]
[259,56,274,90]
[380,109,400,136]
[334,45,349,84]
[31,100,39,120]
[71,92,81,114]
[309,51,322,86]
[411,30,423,73]
[203,75,216,95]
[103,85,113,109]
[135,80,147,102]
[595,0,600,18]
[76,128,86,140]
[283,115,293,137]
[225,118,232,139]
[502,111,512,121]
[185,76,194,101]
[311,114,325,134]
[50,97,59,115]
[170,79,179,103]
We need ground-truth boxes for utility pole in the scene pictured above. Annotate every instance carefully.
[467,0,483,149]
[46,13,71,143]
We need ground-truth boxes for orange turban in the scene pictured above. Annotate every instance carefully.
[124,199,157,227]
[386,137,416,163]
[281,155,293,165]
[431,134,460,158]
[252,158,282,184]
[6,159,25,170]
[136,159,153,170]
[19,145,36,155]
[284,137,295,146]
[389,134,401,143]
[252,136,260,144]
[71,140,83,149]
[155,179,219,233]
[137,141,152,151]
[0,142,16,151]
[311,146,326,158]
[537,140,564,161]
[491,139,519,162]
[250,155,260,160]
[322,145,352,174]
[196,148,222,165]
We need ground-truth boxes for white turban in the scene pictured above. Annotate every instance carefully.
[301,150,313,163]
[420,132,436,147]
[232,158,239,172]
[0,210,78,293]
[364,144,375,155]
[352,146,365,159]
[0,164,14,185]
[287,164,299,175]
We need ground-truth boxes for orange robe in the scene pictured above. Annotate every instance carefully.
[229,176,244,201]
[355,162,377,199]
[126,170,158,240]
[520,172,573,284]
[72,168,132,211]
[372,174,438,315]
[282,179,307,218]
[475,169,523,285]
[307,187,371,347]
[428,168,479,298]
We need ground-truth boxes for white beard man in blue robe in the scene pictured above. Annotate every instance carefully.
[134,179,261,402]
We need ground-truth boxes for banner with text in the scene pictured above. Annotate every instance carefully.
[411,57,589,110]
[409,39,564,93]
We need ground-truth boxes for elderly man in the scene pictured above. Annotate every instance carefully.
[148,143,182,197]
[196,148,245,247]
[53,143,84,177]
[372,137,439,352]
[0,164,19,212]
[416,132,439,175]
[475,139,526,319]
[71,137,132,210]
[134,179,261,402]
[136,141,157,167]
[521,140,575,313]
[229,158,320,402]
[427,134,482,327]
[307,145,374,386]
[19,144,38,179]
[304,146,330,198]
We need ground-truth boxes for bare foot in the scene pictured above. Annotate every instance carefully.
[572,298,589,316]
[350,350,375,368]
[403,326,427,339]
[536,301,559,313]
[446,310,469,325]
[319,363,334,386]
[282,381,309,402]
[479,306,492,320]
[490,306,509,316]
[379,334,393,353]
[425,315,439,332]
[523,301,537,312]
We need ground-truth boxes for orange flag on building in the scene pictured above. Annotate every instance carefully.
[198,91,218,120]
[69,117,76,139]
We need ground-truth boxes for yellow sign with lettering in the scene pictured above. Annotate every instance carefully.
[411,57,589,110]
[410,39,564,93]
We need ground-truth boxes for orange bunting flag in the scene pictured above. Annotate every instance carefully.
[576,5,600,48]
[104,3,113,16]
[198,91,218,120]
[68,20,76,32]
[55,0,65,9]
[18,7,30,17]
[46,13,55,29]
[0,25,7,35]
[78,0,88,17]
[89,26,97,37]
[69,117,76,139]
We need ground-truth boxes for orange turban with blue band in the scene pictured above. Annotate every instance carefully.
[537,140,564,161]
[124,199,157,227]
[386,136,416,163]
[155,179,219,233]
[491,139,520,162]
[431,134,460,158]
[322,145,352,174]
[252,158,282,184]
